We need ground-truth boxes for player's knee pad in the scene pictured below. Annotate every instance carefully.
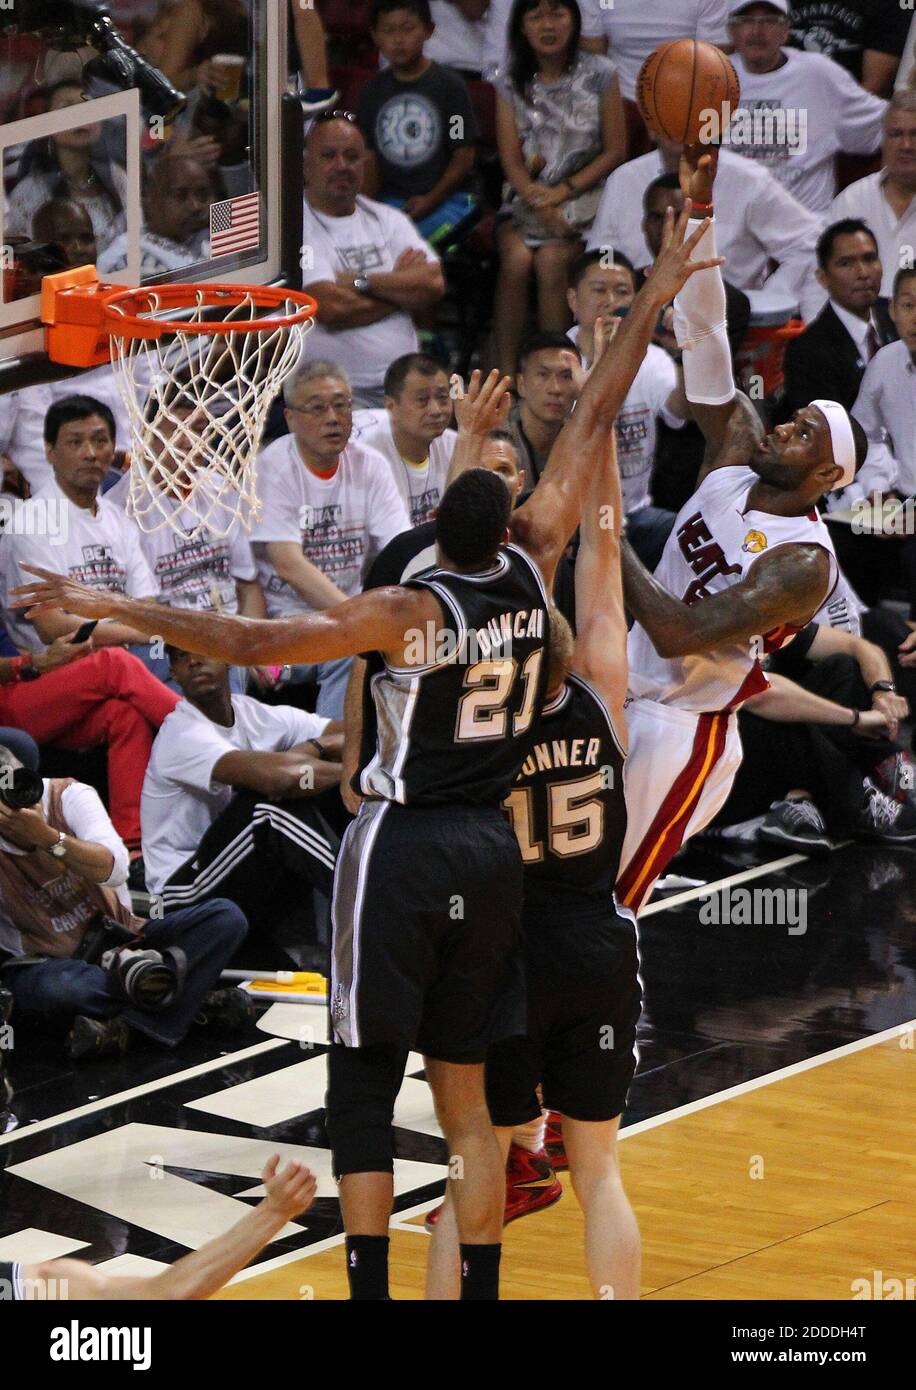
[325,1042,407,1178]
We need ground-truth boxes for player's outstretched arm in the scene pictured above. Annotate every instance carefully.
[13,567,435,669]
[511,205,723,588]
[622,538,832,659]
[571,399,628,740]
[672,147,757,473]
[20,1157,317,1301]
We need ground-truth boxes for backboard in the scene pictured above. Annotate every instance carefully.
[0,0,300,391]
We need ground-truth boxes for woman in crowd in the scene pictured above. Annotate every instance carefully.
[493,0,625,374]
[4,81,128,259]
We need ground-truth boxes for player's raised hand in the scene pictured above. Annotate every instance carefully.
[260,1155,317,1220]
[679,144,719,206]
[451,368,513,437]
[644,205,725,306]
[11,566,117,621]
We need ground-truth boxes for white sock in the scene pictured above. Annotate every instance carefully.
[513,1114,546,1153]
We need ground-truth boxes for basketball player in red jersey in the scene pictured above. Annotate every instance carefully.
[616,145,871,915]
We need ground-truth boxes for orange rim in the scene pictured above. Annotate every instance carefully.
[99,282,318,339]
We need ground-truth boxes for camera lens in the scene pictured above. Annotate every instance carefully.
[0,768,45,811]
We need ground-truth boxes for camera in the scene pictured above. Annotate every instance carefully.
[0,767,44,812]
[1,1,186,121]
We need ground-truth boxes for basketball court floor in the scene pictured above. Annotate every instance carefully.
[3,836,914,1301]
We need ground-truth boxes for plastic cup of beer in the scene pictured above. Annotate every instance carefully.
[210,54,246,103]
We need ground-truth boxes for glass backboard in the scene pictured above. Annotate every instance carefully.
[0,0,291,369]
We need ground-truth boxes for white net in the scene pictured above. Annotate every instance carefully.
[104,286,314,538]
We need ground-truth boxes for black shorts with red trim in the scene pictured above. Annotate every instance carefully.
[485,898,641,1126]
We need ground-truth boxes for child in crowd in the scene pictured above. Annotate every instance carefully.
[357,0,480,247]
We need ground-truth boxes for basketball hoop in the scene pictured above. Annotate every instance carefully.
[41,267,317,538]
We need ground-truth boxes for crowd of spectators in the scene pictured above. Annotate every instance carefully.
[1,0,916,1090]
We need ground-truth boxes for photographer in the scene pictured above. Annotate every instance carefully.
[0,747,248,1062]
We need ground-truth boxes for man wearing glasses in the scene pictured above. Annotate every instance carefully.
[301,112,446,408]
[249,361,411,717]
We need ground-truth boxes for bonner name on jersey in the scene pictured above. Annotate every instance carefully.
[519,737,602,778]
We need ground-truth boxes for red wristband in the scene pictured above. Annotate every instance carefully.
[9,655,25,683]
[690,201,714,215]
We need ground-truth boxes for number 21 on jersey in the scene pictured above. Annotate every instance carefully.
[455,652,544,742]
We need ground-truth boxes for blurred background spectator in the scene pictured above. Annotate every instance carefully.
[493,0,625,374]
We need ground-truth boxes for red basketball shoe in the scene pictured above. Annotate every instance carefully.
[543,1111,568,1170]
[503,1143,563,1224]
[424,1143,562,1231]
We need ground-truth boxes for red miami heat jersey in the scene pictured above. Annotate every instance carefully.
[627,466,840,713]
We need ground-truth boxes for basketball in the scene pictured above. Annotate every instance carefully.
[636,39,741,146]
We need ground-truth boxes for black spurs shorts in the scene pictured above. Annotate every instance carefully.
[330,799,526,1063]
[486,897,641,1126]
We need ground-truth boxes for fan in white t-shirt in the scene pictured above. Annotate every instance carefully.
[725,3,886,215]
[426,0,488,74]
[567,249,688,569]
[106,470,261,618]
[141,649,343,915]
[300,116,445,408]
[248,361,411,718]
[2,398,157,654]
[0,385,54,494]
[571,0,730,102]
[351,352,458,527]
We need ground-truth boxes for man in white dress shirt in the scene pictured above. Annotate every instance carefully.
[351,352,457,526]
[830,268,916,618]
[852,268,916,506]
[587,142,822,318]
[725,0,886,216]
[828,91,916,301]
[249,360,411,717]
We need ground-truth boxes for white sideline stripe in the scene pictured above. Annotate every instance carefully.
[0,1038,288,1149]
[232,1017,916,1278]
[617,1018,916,1139]
[639,852,807,915]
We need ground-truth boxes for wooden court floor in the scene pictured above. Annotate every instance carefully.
[216,1030,916,1300]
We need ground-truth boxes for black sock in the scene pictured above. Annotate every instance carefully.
[345,1235,390,1300]
[460,1243,501,1301]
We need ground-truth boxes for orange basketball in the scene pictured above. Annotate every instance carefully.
[636,39,740,147]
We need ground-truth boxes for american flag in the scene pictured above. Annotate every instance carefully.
[210,192,261,256]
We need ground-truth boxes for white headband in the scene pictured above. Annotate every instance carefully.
[811,400,857,490]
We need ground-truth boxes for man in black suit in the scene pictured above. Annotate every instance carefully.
[781,219,896,418]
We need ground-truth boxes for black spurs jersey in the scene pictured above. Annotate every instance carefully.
[359,543,551,807]
[505,672,627,903]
